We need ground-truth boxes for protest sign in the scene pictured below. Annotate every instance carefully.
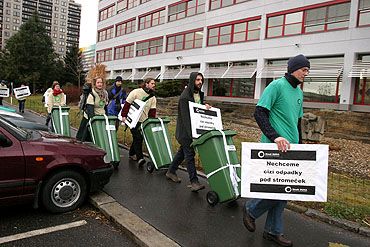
[241,143,328,202]
[188,102,222,138]
[124,99,146,129]
[0,88,9,97]
[13,86,31,99]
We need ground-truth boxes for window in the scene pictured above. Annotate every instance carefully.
[358,0,370,26]
[207,17,260,46]
[136,37,163,56]
[168,0,205,22]
[208,78,255,98]
[96,49,112,62]
[140,0,151,4]
[167,29,203,52]
[138,8,165,30]
[209,0,250,10]
[99,4,114,21]
[354,54,370,105]
[116,18,136,37]
[114,43,134,60]
[266,1,350,38]
[98,26,114,41]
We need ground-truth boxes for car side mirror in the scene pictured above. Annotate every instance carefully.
[0,133,12,147]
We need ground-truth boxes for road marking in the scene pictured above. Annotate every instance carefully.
[0,220,87,244]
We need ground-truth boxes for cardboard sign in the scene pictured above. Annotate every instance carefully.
[125,99,146,129]
[13,86,31,99]
[241,143,328,202]
[0,88,9,97]
[189,102,222,138]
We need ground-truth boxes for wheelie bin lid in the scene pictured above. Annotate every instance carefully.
[191,129,237,147]
[142,117,170,129]
[52,106,70,110]
[90,115,118,123]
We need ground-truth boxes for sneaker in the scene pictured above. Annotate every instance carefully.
[137,158,146,167]
[263,232,292,247]
[243,207,256,232]
[190,181,205,192]
[129,155,137,161]
[165,171,181,183]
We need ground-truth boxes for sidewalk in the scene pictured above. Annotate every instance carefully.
[14,107,370,247]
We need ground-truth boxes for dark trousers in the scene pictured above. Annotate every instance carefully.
[0,97,3,105]
[129,123,144,160]
[18,100,25,112]
[168,144,198,183]
[76,117,92,142]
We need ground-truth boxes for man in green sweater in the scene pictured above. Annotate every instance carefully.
[242,54,310,247]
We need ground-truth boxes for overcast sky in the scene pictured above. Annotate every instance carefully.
[75,0,98,48]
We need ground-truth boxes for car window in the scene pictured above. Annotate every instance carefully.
[0,116,28,140]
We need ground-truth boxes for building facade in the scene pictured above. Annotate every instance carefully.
[0,0,81,56]
[96,0,370,112]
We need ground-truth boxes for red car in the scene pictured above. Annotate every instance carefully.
[0,116,113,213]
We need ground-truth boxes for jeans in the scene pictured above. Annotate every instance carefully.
[129,123,144,160]
[168,144,198,183]
[245,199,287,235]
[18,100,25,112]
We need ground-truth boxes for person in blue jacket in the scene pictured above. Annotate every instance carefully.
[242,54,310,247]
[107,76,126,129]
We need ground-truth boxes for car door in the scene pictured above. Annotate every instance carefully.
[0,128,26,200]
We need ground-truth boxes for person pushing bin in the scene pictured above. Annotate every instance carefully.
[47,81,70,136]
[141,117,173,173]
[85,77,121,169]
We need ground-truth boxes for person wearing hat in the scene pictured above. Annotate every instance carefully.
[107,76,127,130]
[242,54,310,247]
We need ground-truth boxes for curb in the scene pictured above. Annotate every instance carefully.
[89,191,181,247]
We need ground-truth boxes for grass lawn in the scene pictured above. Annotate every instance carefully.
[5,95,370,224]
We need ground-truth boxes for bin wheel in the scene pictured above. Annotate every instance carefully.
[111,161,120,169]
[206,191,219,206]
[146,162,155,173]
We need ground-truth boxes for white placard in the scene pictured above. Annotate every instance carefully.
[241,143,328,202]
[125,99,146,129]
[0,88,9,97]
[188,102,222,138]
[13,86,31,99]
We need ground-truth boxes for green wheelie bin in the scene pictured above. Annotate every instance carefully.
[89,114,120,168]
[51,106,71,137]
[141,117,173,173]
[191,130,241,206]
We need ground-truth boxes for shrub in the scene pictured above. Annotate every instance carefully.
[155,80,185,97]
[63,85,81,104]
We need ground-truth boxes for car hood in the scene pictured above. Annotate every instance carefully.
[35,131,106,154]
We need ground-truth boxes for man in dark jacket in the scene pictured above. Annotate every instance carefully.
[166,72,210,192]
[107,76,126,129]
[76,80,92,141]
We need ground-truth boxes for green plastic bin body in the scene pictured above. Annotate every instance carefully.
[89,115,120,163]
[141,117,173,170]
[192,130,241,203]
[51,106,71,137]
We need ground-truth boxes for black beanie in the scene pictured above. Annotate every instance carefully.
[115,76,123,82]
[287,54,310,74]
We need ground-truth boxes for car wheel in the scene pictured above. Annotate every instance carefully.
[41,170,87,213]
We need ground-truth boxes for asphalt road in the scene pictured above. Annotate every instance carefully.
[0,204,138,247]
[11,106,370,247]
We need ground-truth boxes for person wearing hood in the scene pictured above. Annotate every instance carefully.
[121,77,157,167]
[107,76,127,130]
[242,54,310,247]
[165,72,210,192]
